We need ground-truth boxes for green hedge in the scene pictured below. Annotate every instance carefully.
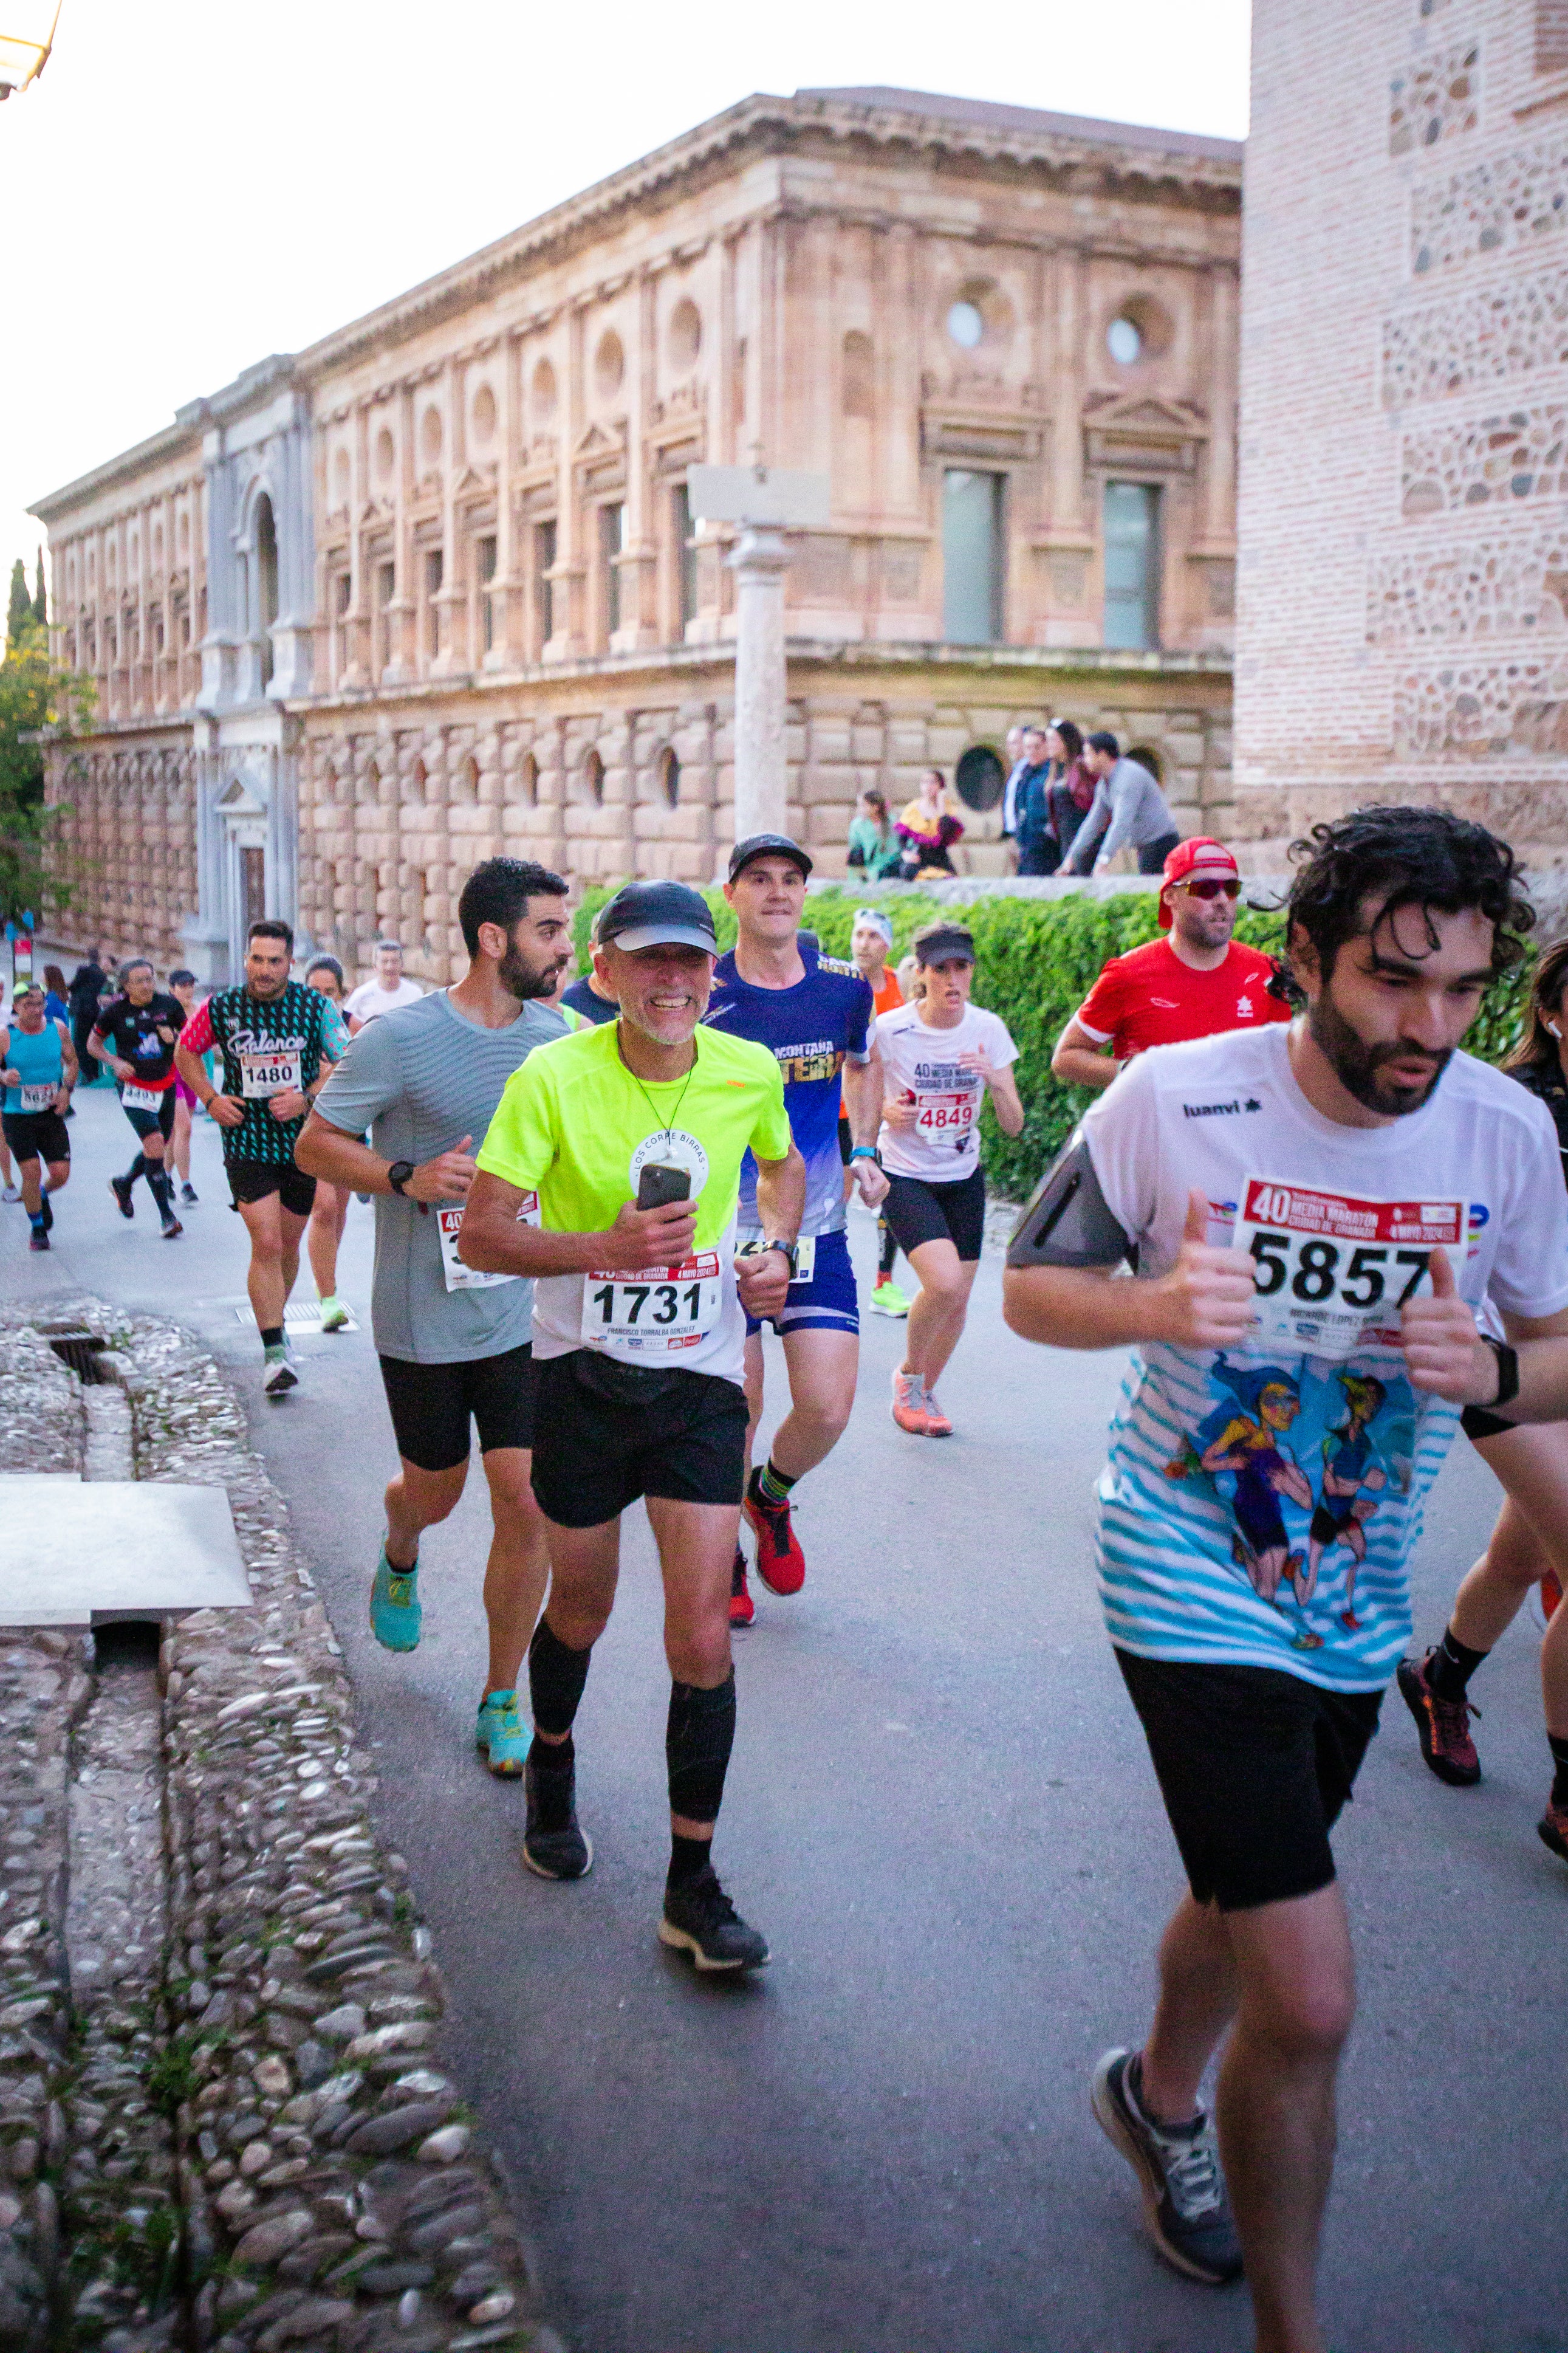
[573,884,1534,1199]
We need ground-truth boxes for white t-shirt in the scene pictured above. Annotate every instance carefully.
[345,976,425,1026]
[876,1001,1018,1183]
[1075,1025,1568,1691]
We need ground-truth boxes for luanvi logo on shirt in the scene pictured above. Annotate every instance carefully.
[1182,1097,1264,1119]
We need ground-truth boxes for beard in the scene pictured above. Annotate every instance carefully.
[498,943,564,1002]
[1308,988,1451,1116]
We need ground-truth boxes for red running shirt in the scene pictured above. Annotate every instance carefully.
[1073,938,1290,1060]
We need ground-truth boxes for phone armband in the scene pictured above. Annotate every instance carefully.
[1006,1133,1135,1271]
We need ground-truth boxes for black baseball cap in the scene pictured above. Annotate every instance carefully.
[596,879,718,955]
[913,922,976,966]
[728,833,813,882]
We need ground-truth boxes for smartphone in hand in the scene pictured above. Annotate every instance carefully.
[636,1163,693,1211]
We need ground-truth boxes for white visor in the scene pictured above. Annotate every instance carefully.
[608,925,717,955]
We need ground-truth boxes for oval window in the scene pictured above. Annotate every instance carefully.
[947,300,984,351]
[1108,316,1143,365]
[954,744,1005,812]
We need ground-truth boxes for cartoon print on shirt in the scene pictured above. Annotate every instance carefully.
[1165,1353,1416,1652]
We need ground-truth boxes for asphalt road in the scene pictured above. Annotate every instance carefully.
[10,1082,1568,2353]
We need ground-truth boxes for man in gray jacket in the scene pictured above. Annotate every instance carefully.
[1062,732,1180,876]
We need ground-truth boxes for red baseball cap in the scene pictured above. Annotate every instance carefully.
[1158,837,1239,928]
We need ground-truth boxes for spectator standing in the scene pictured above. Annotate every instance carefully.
[897,770,965,880]
[1051,838,1289,1091]
[1044,721,1097,868]
[346,940,424,1033]
[1000,723,1029,859]
[1012,727,1058,876]
[846,786,903,881]
[68,945,110,1082]
[1061,733,1180,877]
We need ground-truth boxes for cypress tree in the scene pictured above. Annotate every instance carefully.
[6,560,30,650]
[32,549,45,627]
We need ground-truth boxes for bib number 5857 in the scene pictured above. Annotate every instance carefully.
[1247,1232,1434,1311]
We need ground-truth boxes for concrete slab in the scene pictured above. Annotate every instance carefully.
[0,1479,252,1625]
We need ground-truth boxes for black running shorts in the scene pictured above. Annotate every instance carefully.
[123,1092,177,1146]
[378,1344,538,1473]
[530,1353,748,1528]
[882,1166,986,1264]
[227,1157,317,1218]
[1114,1651,1383,1912]
[2,1110,69,1166]
[1461,1403,1517,1443]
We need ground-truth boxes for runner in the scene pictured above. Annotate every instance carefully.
[346,938,423,1032]
[297,859,571,1776]
[167,969,202,1203]
[1398,933,1568,1865]
[560,913,619,1027]
[90,957,187,1240]
[0,982,75,1251]
[459,877,804,1970]
[878,924,1022,1435]
[704,836,887,1626]
[1051,837,1290,1093]
[849,909,909,1318]
[301,955,355,1330]
[1001,808,1568,2342]
[173,919,344,1395]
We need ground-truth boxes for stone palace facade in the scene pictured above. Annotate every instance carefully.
[33,86,1241,983]
[1237,1,1568,876]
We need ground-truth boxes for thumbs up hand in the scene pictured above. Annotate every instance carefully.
[1151,1189,1260,1352]
[1401,1247,1490,1400]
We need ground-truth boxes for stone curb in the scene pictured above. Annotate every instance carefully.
[0,1304,563,2353]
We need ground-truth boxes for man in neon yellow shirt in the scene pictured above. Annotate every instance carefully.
[462,879,804,1972]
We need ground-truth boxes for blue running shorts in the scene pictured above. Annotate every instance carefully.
[744,1225,859,1338]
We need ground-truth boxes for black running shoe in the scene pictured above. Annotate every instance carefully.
[109,1175,134,1220]
[29,1229,48,1252]
[160,1216,183,1240]
[39,1196,52,1232]
[659,1864,770,1973]
[180,1183,198,1204]
[522,1750,593,1880]
[1091,2047,1242,2285]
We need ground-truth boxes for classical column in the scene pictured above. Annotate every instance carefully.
[728,523,792,840]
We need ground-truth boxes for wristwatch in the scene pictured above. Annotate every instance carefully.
[849,1145,880,1164]
[387,1160,416,1198]
[759,1237,799,1276]
[1481,1334,1521,1411]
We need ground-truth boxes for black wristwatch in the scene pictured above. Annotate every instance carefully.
[760,1237,799,1276]
[1481,1335,1521,1411]
[387,1159,416,1198]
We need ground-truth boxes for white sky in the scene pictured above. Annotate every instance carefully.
[0,0,1250,593]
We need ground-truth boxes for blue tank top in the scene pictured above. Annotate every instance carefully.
[4,1021,64,1113]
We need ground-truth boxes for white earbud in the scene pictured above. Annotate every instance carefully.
[1548,1019,1562,1040]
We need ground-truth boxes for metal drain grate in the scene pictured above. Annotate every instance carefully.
[47,1333,108,1384]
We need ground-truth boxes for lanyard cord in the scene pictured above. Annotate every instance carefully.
[617,1022,699,1138]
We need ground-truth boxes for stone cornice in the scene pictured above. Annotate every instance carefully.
[30,428,204,526]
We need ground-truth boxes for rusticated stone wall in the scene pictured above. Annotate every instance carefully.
[50,735,199,969]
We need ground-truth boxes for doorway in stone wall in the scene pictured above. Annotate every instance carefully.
[241,846,266,935]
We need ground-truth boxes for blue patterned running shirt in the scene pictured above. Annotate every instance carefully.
[704,944,874,1236]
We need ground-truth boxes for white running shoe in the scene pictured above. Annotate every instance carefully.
[262,1345,298,1397]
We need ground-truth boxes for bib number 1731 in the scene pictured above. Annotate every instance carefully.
[1236,1178,1465,1357]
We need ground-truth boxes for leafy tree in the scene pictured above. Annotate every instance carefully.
[6,560,31,653]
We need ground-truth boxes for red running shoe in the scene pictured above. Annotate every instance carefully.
[744,1470,805,1596]
[729,1548,755,1628]
[1397,1649,1481,1787]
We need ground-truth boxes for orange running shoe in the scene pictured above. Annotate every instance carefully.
[891,1367,931,1434]
[921,1388,953,1437]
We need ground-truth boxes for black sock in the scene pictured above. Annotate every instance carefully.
[146,1166,174,1218]
[1428,1625,1489,1702]
[260,1325,286,1351]
[529,1617,594,1740]
[666,1671,736,1827]
[668,1832,711,1888]
[123,1151,147,1186]
[1549,1733,1568,1808]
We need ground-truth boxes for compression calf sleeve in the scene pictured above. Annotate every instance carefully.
[124,1152,148,1186]
[666,1669,736,1827]
[529,1616,594,1739]
[146,1166,174,1218]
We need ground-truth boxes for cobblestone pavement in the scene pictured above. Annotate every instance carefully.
[0,1302,558,2353]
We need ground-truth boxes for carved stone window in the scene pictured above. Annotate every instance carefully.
[668,300,701,368]
[657,746,680,808]
[595,332,625,402]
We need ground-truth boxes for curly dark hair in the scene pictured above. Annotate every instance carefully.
[1284,806,1534,991]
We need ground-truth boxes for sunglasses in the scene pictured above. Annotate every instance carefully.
[1176,876,1241,902]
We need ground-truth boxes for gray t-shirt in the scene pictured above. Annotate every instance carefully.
[313,988,566,1364]
[1068,757,1178,869]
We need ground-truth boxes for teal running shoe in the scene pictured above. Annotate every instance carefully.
[476,1688,531,1778]
[369,1545,421,1653]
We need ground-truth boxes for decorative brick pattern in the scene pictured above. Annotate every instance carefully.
[1393,659,1568,755]
[1401,402,1568,514]
[1368,531,1568,641]
[1411,127,1568,275]
[1390,41,1480,157]
[1381,267,1568,405]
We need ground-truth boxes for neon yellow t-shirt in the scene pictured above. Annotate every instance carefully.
[476,1017,791,1383]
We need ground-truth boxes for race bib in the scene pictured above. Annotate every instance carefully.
[581,1252,723,1356]
[240,1048,303,1100]
[120,1082,163,1113]
[1237,1179,1465,1359]
[915,1088,977,1142]
[790,1234,817,1286]
[436,1192,539,1294]
[18,1082,55,1113]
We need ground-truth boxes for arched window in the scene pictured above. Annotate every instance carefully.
[1125,743,1164,784]
[255,493,279,689]
[657,746,680,808]
[583,747,605,806]
[456,754,480,803]
[842,331,874,420]
[517,749,538,807]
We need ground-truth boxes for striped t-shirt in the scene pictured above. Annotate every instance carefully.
[1074,1025,1568,1692]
